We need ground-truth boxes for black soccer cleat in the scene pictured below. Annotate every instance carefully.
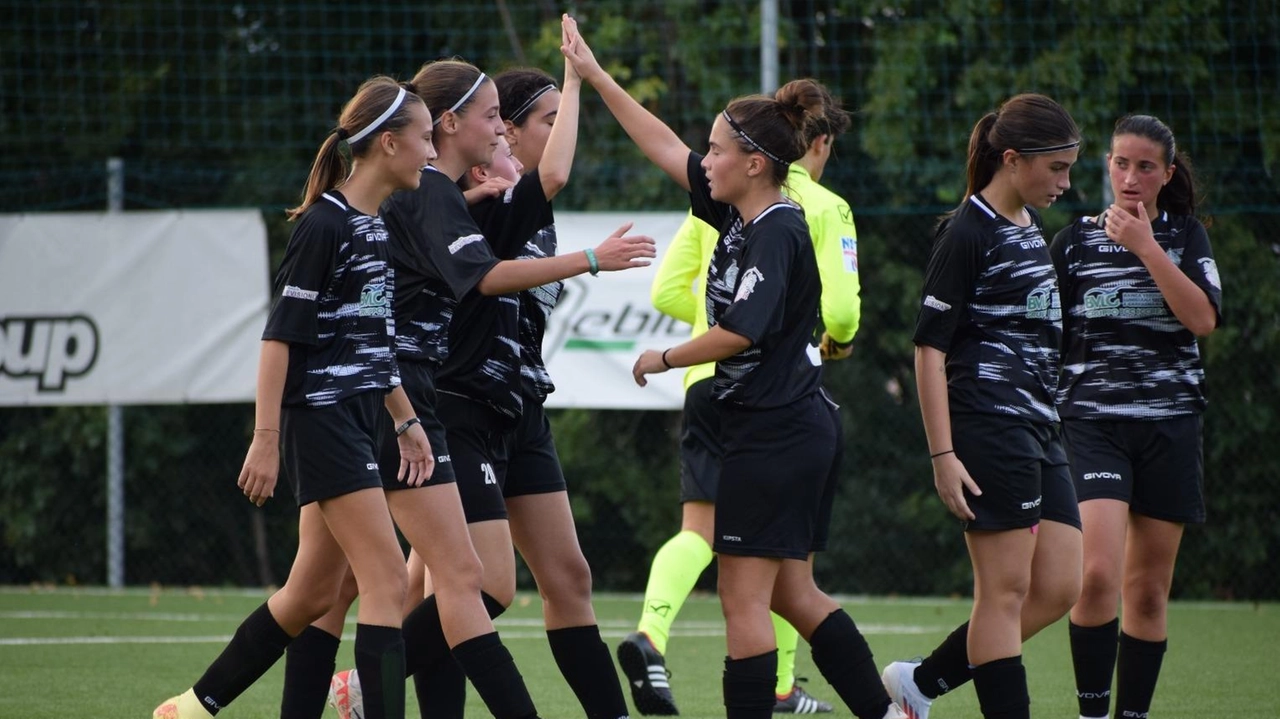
[617,632,679,716]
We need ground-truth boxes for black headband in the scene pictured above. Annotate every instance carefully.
[1016,140,1082,155]
[722,111,785,165]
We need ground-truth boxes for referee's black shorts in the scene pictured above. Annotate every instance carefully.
[378,361,457,491]
[281,390,385,506]
[714,390,842,560]
[951,412,1080,532]
[1063,415,1205,524]
[678,377,722,504]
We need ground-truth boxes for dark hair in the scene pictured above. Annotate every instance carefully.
[724,79,827,185]
[287,76,422,220]
[1112,114,1198,216]
[495,67,558,126]
[777,78,851,147]
[964,93,1080,199]
[410,59,489,125]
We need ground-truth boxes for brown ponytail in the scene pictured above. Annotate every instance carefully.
[723,79,828,186]
[287,77,423,221]
[963,94,1080,200]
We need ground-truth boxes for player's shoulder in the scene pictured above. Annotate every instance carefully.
[294,193,351,235]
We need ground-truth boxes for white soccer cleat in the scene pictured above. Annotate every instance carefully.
[880,661,932,719]
[328,668,365,719]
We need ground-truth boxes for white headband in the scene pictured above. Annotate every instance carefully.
[346,87,408,145]
[433,73,488,126]
[508,83,557,123]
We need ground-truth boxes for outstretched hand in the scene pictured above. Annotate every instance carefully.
[560,14,605,85]
[593,222,657,271]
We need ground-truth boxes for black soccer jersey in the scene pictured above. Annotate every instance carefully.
[913,194,1062,424]
[437,171,556,421]
[687,153,823,409]
[382,166,500,368]
[263,191,399,408]
[1052,211,1221,419]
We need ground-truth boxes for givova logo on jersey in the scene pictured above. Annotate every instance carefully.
[360,277,391,318]
[1024,287,1062,320]
[0,315,100,391]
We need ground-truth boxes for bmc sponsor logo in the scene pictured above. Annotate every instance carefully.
[1084,288,1121,317]
[359,278,390,318]
[1083,471,1123,481]
[0,315,100,392]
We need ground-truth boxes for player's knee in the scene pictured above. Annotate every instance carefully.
[540,553,593,605]
[1125,581,1170,624]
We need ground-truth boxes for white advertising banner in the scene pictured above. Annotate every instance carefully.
[542,211,692,410]
[0,210,269,406]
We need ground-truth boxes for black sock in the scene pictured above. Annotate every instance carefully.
[1115,632,1167,719]
[723,651,777,719]
[913,621,972,699]
[808,609,892,719]
[191,602,293,715]
[409,591,505,718]
[415,657,467,719]
[1069,619,1119,718]
[451,632,539,719]
[547,625,630,719]
[280,626,341,719]
[404,592,506,679]
[354,624,405,719]
[971,656,1029,719]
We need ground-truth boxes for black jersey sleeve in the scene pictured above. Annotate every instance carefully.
[1178,217,1223,325]
[429,186,502,299]
[912,216,985,352]
[716,218,799,345]
[472,169,554,260]
[262,209,341,345]
[687,152,730,230]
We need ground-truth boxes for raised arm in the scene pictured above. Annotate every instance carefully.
[560,14,691,191]
[539,21,583,200]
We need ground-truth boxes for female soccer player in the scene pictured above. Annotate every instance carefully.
[619,78,861,716]
[1055,115,1219,719]
[882,94,1082,719]
[153,76,435,719]
[562,16,905,719]
[306,47,653,719]
[410,56,635,719]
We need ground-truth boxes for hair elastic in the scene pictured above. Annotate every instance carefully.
[345,87,408,146]
[508,83,557,124]
[433,72,488,126]
[1016,140,1082,155]
[722,110,785,164]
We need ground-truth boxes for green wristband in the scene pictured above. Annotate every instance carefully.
[584,248,600,276]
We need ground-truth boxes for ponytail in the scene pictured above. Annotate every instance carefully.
[964,112,1000,200]
[287,77,422,221]
[1158,151,1198,217]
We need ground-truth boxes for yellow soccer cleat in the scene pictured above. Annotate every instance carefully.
[152,689,214,719]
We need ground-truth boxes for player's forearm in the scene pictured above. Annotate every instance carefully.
[253,340,290,431]
[914,345,953,455]
[663,326,752,367]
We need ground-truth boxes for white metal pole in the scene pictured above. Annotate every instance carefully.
[106,157,125,589]
[760,0,779,94]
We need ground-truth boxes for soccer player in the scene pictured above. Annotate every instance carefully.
[153,76,435,719]
[882,94,1082,719]
[305,49,653,719]
[618,78,861,716]
[563,16,906,719]
[1055,115,1220,719]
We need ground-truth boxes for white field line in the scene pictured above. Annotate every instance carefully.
[0,610,945,646]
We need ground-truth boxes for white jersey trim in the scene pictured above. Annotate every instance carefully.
[968,194,997,218]
[321,193,347,210]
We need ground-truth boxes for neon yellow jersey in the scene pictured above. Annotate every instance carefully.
[650,164,862,391]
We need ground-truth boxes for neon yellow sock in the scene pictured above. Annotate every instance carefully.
[635,530,714,655]
[773,613,800,696]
